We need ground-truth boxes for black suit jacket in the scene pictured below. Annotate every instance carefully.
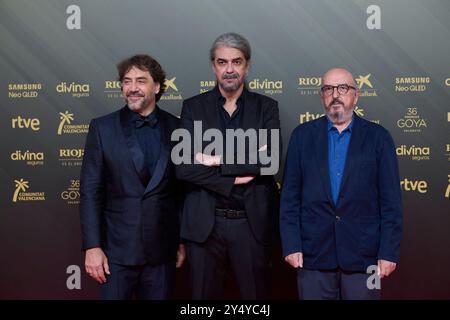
[176,88,281,246]
[79,106,181,266]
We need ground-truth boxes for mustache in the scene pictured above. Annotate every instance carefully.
[127,92,144,97]
[328,98,343,107]
[222,73,239,80]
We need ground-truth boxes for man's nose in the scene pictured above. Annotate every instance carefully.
[332,87,339,98]
[226,62,234,73]
[129,81,139,91]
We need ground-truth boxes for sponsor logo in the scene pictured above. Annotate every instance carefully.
[355,74,377,97]
[58,111,89,135]
[297,76,321,95]
[59,148,84,167]
[248,78,283,95]
[56,82,89,97]
[61,180,80,205]
[160,77,182,101]
[200,80,216,93]
[397,107,427,133]
[396,145,430,161]
[400,178,427,193]
[10,150,44,166]
[394,77,430,92]
[8,83,42,99]
[12,179,45,202]
[11,116,40,131]
[104,80,122,99]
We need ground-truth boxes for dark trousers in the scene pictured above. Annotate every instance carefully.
[297,268,381,300]
[187,216,272,300]
[100,261,175,300]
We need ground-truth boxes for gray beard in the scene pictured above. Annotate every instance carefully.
[327,107,353,125]
[128,96,148,110]
[219,78,244,93]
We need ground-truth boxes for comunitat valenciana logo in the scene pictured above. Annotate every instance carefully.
[12,179,45,203]
[57,111,89,135]
[160,77,182,101]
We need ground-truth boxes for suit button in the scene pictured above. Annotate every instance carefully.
[336,216,341,221]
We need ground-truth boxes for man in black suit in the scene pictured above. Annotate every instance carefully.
[80,54,185,299]
[175,33,281,299]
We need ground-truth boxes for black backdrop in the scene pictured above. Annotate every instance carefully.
[1,0,449,299]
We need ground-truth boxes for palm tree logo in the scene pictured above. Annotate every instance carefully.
[13,179,29,203]
[58,111,74,135]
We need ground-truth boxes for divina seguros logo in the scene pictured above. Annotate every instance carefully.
[56,82,89,98]
[10,150,44,166]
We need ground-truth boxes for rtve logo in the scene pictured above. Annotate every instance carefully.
[11,116,40,131]
[400,178,428,194]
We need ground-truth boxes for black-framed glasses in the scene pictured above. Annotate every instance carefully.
[320,84,356,96]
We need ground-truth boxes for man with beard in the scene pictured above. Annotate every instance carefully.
[176,33,281,299]
[80,54,185,299]
[280,68,402,299]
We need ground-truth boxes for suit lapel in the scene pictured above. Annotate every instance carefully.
[119,106,150,186]
[314,116,334,206]
[337,114,368,201]
[144,108,170,195]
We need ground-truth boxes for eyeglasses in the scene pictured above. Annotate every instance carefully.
[320,84,356,96]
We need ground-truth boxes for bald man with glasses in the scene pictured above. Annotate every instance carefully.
[280,68,402,300]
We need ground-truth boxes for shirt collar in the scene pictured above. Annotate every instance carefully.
[213,85,246,106]
[128,105,159,123]
[327,114,354,133]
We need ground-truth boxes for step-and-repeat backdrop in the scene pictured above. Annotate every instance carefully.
[1,0,449,299]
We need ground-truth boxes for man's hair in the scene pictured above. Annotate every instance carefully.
[209,32,251,62]
[117,54,166,102]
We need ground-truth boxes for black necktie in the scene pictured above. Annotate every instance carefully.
[135,115,157,128]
